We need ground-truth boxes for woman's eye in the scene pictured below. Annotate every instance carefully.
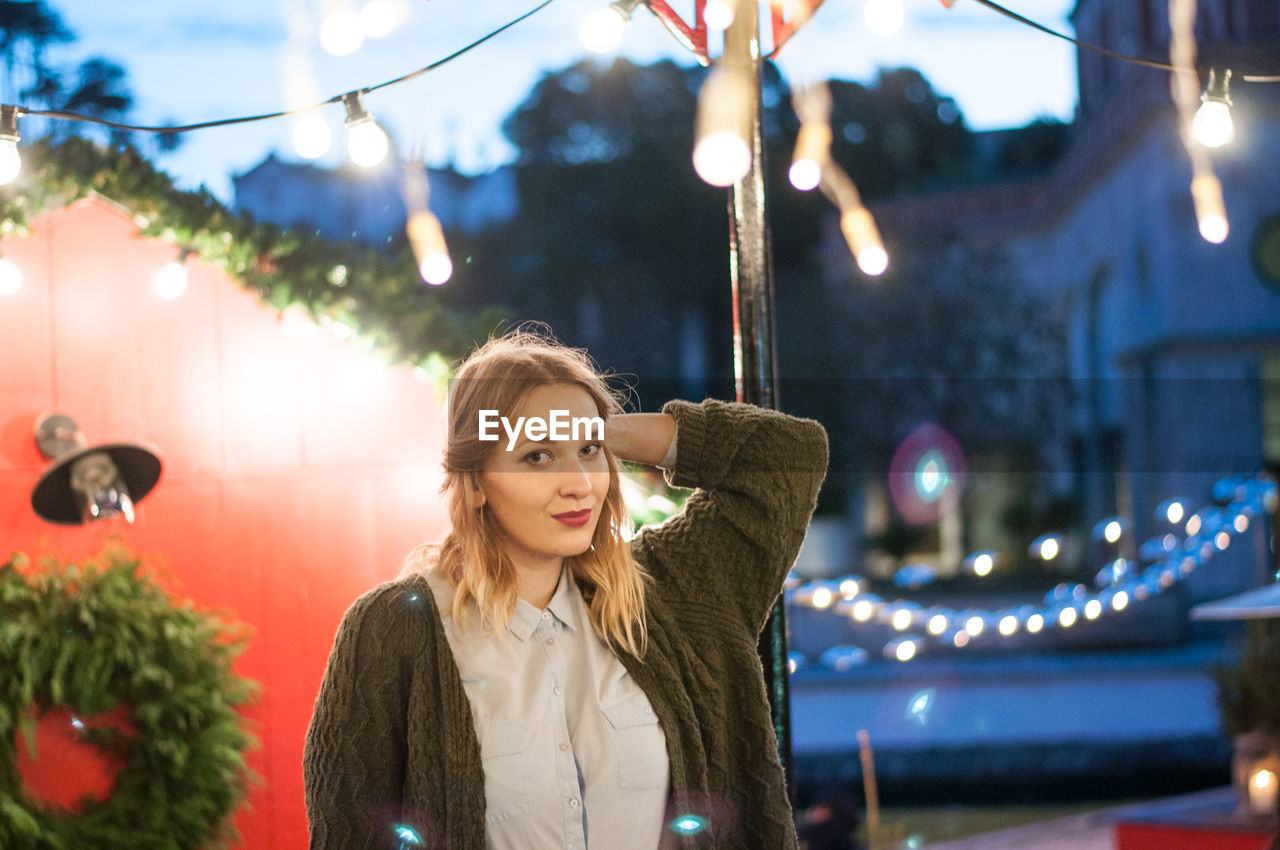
[524,450,551,465]
[581,443,602,457]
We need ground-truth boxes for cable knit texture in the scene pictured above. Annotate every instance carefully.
[304,399,828,849]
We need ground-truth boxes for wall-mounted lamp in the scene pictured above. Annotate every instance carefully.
[30,412,162,525]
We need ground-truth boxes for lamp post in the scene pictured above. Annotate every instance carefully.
[722,5,793,795]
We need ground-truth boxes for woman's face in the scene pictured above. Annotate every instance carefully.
[478,383,611,574]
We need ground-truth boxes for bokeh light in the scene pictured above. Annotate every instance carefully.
[888,423,966,525]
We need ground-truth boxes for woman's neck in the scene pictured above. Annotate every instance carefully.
[514,559,564,609]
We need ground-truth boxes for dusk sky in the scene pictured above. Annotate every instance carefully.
[43,0,1079,201]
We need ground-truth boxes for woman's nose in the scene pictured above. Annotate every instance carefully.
[559,462,593,497]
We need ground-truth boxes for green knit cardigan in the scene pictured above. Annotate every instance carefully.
[303,399,829,849]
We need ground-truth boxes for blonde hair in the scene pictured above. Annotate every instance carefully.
[403,327,649,657]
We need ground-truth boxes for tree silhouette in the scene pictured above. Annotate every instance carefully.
[0,0,146,148]
[475,58,1068,516]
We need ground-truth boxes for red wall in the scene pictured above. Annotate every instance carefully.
[0,198,451,847]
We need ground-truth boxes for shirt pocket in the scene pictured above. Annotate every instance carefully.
[601,691,669,790]
[477,718,530,822]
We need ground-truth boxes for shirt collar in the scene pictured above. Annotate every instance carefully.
[507,567,580,641]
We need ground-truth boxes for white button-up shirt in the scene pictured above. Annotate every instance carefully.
[425,567,670,849]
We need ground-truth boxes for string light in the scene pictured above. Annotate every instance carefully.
[0,254,21,296]
[794,475,1274,666]
[704,0,738,32]
[153,249,192,301]
[838,576,863,599]
[811,584,835,609]
[1158,499,1186,524]
[887,638,918,662]
[580,0,642,54]
[343,92,390,168]
[864,0,904,36]
[400,157,452,284]
[407,211,452,285]
[320,3,366,56]
[0,106,22,185]
[840,207,889,276]
[693,64,754,187]
[965,551,996,577]
[360,0,404,39]
[1192,68,1234,149]
[789,84,832,192]
[1031,534,1060,561]
[292,113,332,160]
[1189,173,1229,243]
[819,164,888,276]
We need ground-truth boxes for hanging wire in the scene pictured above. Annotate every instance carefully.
[16,0,556,137]
[963,0,1278,82]
[764,0,1280,82]
[6,0,1277,139]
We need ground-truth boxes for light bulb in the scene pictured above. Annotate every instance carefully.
[692,132,751,187]
[360,0,400,38]
[580,6,629,54]
[0,139,20,185]
[153,258,188,300]
[1192,100,1234,148]
[857,245,889,276]
[1191,174,1229,243]
[293,114,332,160]
[865,0,904,36]
[894,640,917,662]
[704,0,737,31]
[407,211,452,285]
[789,123,830,191]
[693,66,753,187]
[348,118,389,167]
[320,9,365,55]
[1193,68,1234,149]
[0,256,21,295]
[419,254,453,285]
[840,207,888,276]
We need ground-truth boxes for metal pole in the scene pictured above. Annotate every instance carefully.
[723,5,792,798]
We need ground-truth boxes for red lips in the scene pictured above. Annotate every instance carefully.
[553,509,593,527]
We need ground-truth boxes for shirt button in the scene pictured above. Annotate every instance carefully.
[644,706,652,714]
[554,686,563,695]
[541,611,550,621]
[545,637,554,645]
[559,743,569,751]
[569,799,579,808]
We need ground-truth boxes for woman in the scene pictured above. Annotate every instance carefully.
[304,329,828,849]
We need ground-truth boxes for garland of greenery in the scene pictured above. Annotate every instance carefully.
[0,548,257,849]
[0,136,505,381]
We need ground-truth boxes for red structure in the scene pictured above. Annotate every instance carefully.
[1,198,451,847]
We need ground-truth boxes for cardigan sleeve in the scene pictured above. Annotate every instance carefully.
[632,399,828,637]
[304,582,420,849]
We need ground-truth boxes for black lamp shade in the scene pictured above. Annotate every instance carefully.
[31,442,163,525]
